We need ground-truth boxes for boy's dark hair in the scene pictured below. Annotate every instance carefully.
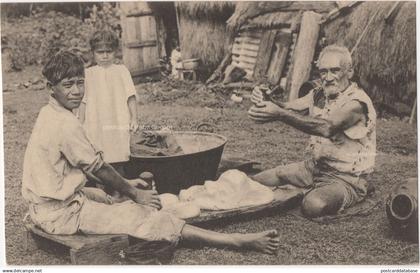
[42,51,85,85]
[89,30,119,51]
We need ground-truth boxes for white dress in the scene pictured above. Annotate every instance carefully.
[83,64,136,163]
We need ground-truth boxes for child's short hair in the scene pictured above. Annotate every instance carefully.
[42,51,85,85]
[89,30,119,51]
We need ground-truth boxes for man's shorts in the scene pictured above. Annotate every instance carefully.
[274,160,368,211]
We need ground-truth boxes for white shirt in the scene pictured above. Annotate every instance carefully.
[22,97,104,205]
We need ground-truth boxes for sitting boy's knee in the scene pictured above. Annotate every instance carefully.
[301,195,328,218]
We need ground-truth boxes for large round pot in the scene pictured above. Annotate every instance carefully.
[126,131,227,194]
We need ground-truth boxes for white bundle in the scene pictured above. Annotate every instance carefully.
[179,170,274,210]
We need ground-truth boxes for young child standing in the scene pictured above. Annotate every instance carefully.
[79,30,138,176]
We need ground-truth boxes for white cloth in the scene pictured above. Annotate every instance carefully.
[179,170,274,210]
[22,97,104,205]
[83,64,136,163]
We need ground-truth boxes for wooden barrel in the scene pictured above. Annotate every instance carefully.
[120,2,160,83]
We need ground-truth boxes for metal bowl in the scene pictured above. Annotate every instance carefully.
[126,131,227,194]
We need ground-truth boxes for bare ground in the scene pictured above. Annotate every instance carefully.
[2,67,418,265]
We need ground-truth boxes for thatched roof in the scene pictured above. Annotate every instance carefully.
[175,2,235,75]
[227,1,336,32]
[176,2,235,20]
[323,1,416,104]
[242,11,299,30]
[178,15,232,74]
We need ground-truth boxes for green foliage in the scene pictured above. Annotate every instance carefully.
[85,3,121,33]
[1,3,121,68]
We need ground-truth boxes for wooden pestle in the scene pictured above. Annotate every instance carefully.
[139,172,156,191]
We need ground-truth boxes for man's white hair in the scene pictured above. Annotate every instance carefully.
[317,45,353,69]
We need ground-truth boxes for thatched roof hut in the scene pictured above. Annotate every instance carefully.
[174,1,336,82]
[175,2,236,77]
[322,1,416,106]
[221,1,335,87]
[149,1,415,109]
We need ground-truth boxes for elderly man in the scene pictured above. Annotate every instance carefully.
[248,45,376,218]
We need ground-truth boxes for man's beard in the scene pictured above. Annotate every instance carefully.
[324,85,340,98]
[323,82,350,99]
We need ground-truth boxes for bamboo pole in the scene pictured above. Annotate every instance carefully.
[409,98,416,125]
[174,3,182,55]
[350,9,380,55]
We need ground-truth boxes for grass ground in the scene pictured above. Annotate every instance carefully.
[2,67,419,265]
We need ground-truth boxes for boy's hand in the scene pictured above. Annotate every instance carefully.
[133,189,161,209]
[130,119,139,133]
[127,178,150,190]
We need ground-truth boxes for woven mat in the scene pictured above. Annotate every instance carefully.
[121,240,178,265]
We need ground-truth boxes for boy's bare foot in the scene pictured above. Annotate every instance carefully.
[233,230,280,255]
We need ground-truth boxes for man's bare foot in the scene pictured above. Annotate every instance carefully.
[233,230,280,255]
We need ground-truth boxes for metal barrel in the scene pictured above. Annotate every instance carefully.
[386,178,418,242]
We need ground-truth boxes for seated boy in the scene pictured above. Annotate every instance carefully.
[21,51,280,255]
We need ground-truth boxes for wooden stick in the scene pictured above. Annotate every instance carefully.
[206,51,232,85]
[409,98,416,125]
[385,2,404,24]
[351,9,380,55]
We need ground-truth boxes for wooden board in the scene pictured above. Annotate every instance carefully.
[239,30,263,39]
[232,55,257,65]
[288,11,322,100]
[231,30,263,80]
[120,2,160,84]
[234,37,261,45]
[232,61,255,71]
[186,187,304,224]
[232,48,259,58]
[232,43,260,52]
[254,30,278,81]
[266,31,293,85]
[25,224,129,265]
